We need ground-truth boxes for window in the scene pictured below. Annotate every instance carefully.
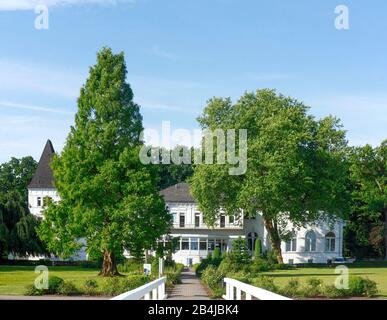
[208,239,215,251]
[308,259,314,264]
[37,197,42,207]
[199,239,207,250]
[247,232,258,251]
[229,215,235,224]
[288,259,294,265]
[220,215,226,228]
[190,238,198,251]
[285,232,297,252]
[195,213,200,228]
[172,213,177,224]
[179,214,185,228]
[305,231,317,252]
[325,232,336,252]
[181,238,189,250]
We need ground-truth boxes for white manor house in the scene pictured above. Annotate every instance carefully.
[26,140,345,265]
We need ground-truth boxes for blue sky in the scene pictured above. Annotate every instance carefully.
[0,0,386,163]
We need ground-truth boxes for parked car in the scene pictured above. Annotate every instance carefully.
[332,257,356,264]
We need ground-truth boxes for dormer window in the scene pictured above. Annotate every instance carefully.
[195,213,200,227]
[179,213,185,228]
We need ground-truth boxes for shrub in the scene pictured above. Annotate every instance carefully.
[217,254,240,275]
[83,279,99,295]
[280,278,300,297]
[231,238,250,264]
[212,248,221,260]
[201,265,224,290]
[250,259,273,274]
[300,278,323,297]
[322,285,347,298]
[210,286,225,299]
[192,263,200,272]
[59,281,82,296]
[47,276,65,294]
[348,276,378,297]
[101,275,149,296]
[254,238,262,260]
[252,276,278,293]
[117,259,143,274]
[24,284,44,296]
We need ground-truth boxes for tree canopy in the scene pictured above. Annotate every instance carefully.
[346,140,386,259]
[37,47,171,275]
[190,89,350,263]
[0,157,46,259]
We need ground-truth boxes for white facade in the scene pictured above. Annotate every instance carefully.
[25,188,88,261]
[28,188,60,218]
[167,201,345,266]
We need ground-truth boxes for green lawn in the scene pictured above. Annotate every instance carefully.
[0,266,104,295]
[261,261,387,297]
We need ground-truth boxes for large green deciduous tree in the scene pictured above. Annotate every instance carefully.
[190,89,350,263]
[0,157,46,259]
[37,48,171,275]
[348,140,386,259]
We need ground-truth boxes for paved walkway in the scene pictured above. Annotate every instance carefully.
[167,270,210,300]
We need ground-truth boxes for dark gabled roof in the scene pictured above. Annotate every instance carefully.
[28,140,55,189]
[160,182,195,203]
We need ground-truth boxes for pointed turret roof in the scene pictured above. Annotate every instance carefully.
[28,139,55,189]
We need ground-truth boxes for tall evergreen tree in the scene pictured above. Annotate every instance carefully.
[38,48,171,275]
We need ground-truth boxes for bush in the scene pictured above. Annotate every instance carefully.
[117,259,143,274]
[59,281,82,296]
[24,284,44,296]
[300,278,323,297]
[280,278,300,297]
[47,276,65,294]
[254,238,262,260]
[101,275,149,296]
[322,285,347,298]
[217,254,241,275]
[348,276,378,297]
[83,279,99,295]
[251,276,278,293]
[249,259,274,274]
[212,247,221,260]
[201,265,224,290]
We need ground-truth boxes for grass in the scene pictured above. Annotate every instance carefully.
[0,266,105,295]
[261,261,387,297]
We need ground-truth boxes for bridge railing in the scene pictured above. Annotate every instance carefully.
[111,277,167,300]
[223,278,291,300]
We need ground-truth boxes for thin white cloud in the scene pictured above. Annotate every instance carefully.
[0,59,84,99]
[151,45,177,60]
[0,101,74,115]
[0,0,135,11]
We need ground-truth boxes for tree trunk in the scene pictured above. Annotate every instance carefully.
[99,250,120,276]
[384,208,387,261]
[263,218,284,264]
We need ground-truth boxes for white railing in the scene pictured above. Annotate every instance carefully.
[222,278,291,300]
[111,277,167,300]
